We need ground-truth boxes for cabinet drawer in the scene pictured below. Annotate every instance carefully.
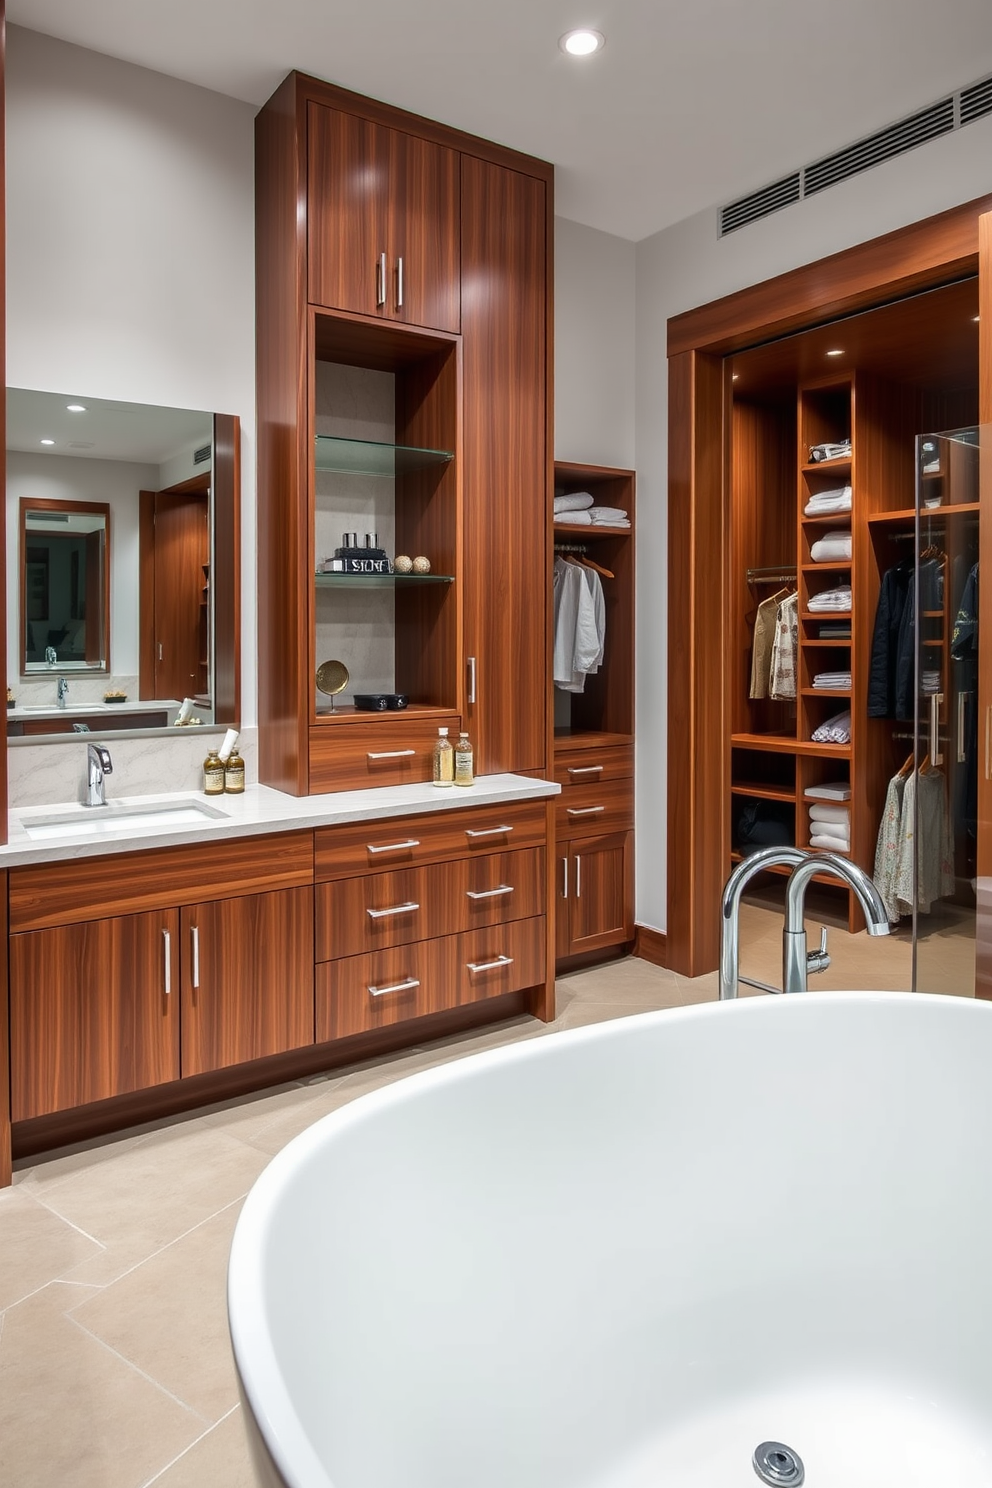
[315,799,547,881]
[308,717,461,794]
[554,744,634,787]
[555,777,633,839]
[315,846,545,960]
[316,915,545,1042]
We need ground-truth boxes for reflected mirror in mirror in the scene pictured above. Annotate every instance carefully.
[6,389,240,738]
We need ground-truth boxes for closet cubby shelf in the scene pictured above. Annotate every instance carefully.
[868,501,980,525]
[314,435,453,476]
[730,781,796,802]
[553,523,631,537]
[801,562,851,573]
[314,572,454,589]
[801,457,852,475]
[801,688,851,697]
[730,732,851,758]
[312,703,456,725]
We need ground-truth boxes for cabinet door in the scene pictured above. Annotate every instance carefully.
[9,909,180,1121]
[181,886,314,1077]
[308,104,386,316]
[387,129,460,332]
[461,157,548,774]
[562,831,633,959]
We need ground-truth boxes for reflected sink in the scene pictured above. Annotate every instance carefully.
[17,703,108,713]
[20,798,228,841]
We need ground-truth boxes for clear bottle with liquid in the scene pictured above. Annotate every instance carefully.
[454,729,474,786]
[203,748,225,796]
[432,726,454,787]
[224,745,246,794]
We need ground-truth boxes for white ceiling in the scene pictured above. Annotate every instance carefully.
[11,0,992,241]
[7,389,212,465]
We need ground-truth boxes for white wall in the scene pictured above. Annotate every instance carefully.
[554,217,636,468]
[5,25,258,722]
[634,111,992,934]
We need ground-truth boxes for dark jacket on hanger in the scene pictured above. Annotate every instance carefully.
[867,560,913,718]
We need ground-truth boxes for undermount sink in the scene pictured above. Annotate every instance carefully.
[16,703,108,713]
[20,798,228,840]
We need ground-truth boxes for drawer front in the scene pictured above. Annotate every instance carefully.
[316,915,545,1042]
[315,847,545,960]
[554,744,634,788]
[555,777,633,840]
[314,799,547,881]
[308,717,461,794]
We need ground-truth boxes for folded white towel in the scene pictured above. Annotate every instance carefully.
[810,531,852,563]
[809,803,850,826]
[811,709,851,743]
[554,510,592,525]
[804,486,852,517]
[553,491,594,513]
[805,781,851,801]
[810,831,850,852]
[587,506,628,523]
[805,485,852,506]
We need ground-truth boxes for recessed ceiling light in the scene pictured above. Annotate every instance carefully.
[40,438,55,446]
[66,403,87,412]
[825,349,844,357]
[560,28,605,56]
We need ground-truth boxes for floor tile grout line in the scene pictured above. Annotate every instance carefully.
[0,1275,105,1320]
[29,1188,111,1253]
[138,1403,240,1488]
[67,1310,217,1425]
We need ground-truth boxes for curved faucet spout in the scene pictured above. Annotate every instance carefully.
[782,851,889,995]
[720,847,806,999]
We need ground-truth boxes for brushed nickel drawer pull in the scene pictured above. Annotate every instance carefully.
[466,884,513,899]
[367,749,416,760]
[575,853,582,898]
[367,901,420,919]
[567,765,603,777]
[567,805,606,817]
[367,838,420,854]
[562,855,568,899]
[465,825,512,838]
[396,255,404,309]
[467,655,477,704]
[191,924,200,989]
[368,977,420,997]
[162,928,171,996]
[466,954,513,974]
[376,251,387,307]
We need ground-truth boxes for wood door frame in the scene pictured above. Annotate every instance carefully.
[666,192,992,978]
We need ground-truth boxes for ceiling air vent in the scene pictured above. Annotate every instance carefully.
[193,443,211,465]
[960,74,992,125]
[720,172,801,236]
[803,97,954,197]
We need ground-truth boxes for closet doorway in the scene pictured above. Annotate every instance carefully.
[666,196,992,996]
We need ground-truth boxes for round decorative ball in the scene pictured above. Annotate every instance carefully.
[393,554,413,574]
[412,555,431,574]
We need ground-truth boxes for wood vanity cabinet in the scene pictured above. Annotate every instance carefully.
[554,747,635,962]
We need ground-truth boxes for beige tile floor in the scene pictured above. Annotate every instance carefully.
[0,898,973,1487]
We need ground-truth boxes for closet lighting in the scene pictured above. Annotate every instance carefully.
[66,403,86,412]
[825,349,844,357]
[40,438,55,446]
[560,29,605,55]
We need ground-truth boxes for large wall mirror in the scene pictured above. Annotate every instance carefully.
[6,389,240,738]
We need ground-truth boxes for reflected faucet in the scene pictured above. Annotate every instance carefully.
[83,742,113,807]
[45,645,57,667]
[57,676,69,709]
[719,847,889,999]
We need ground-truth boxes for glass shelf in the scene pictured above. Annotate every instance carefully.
[315,572,455,590]
[314,435,453,477]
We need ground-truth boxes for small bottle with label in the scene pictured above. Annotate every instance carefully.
[432,726,454,787]
[224,743,246,794]
[454,729,474,787]
[203,748,225,796]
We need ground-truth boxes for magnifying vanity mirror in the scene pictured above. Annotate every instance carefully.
[6,389,240,739]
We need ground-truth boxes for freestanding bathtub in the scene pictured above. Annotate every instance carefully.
[228,992,992,1487]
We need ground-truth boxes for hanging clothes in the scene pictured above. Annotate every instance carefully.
[873,763,954,921]
[769,592,798,700]
[951,562,979,877]
[873,768,909,922]
[749,592,783,700]
[553,557,605,692]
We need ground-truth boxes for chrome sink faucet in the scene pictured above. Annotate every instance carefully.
[57,676,69,708]
[719,846,889,999]
[83,742,113,807]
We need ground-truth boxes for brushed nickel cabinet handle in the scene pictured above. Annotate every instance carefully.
[162,928,171,996]
[567,765,603,777]
[367,749,416,760]
[575,853,582,898]
[396,255,404,309]
[467,655,477,704]
[562,855,568,899]
[376,251,387,307]
[567,805,605,817]
[958,692,969,763]
[466,954,513,973]
[367,838,420,854]
[930,692,943,767]
[367,901,420,919]
[191,924,200,989]
[465,885,513,900]
[465,825,512,838]
[368,977,420,997]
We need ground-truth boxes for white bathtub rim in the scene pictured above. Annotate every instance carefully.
[227,989,990,1488]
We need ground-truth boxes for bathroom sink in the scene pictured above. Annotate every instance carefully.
[20,798,227,840]
[16,703,108,713]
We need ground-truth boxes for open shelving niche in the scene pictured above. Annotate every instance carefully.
[310,315,460,727]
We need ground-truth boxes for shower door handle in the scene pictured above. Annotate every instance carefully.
[958,692,969,764]
[930,692,943,767]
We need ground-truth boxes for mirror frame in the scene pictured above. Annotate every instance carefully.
[19,496,111,676]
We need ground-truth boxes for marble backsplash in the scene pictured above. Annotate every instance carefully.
[7,726,258,808]
[11,673,140,708]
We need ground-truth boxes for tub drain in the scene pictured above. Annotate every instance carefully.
[753,1440,804,1486]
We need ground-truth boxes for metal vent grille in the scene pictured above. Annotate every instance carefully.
[193,443,211,465]
[720,173,801,235]
[804,98,953,196]
[719,69,992,236]
[961,74,992,125]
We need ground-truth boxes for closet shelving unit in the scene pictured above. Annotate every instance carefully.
[552,459,635,966]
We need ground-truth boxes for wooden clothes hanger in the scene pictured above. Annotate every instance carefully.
[579,555,614,579]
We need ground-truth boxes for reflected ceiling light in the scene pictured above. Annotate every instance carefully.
[560,28,605,55]
[825,349,844,357]
[66,403,87,412]
[732,374,739,381]
[40,438,55,446]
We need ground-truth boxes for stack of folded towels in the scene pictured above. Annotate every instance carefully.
[810,708,851,743]
[807,584,852,613]
[812,669,851,689]
[809,530,852,563]
[804,485,852,517]
[808,802,850,853]
[553,492,630,527]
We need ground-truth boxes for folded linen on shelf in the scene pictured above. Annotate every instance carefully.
[809,439,852,463]
[805,780,851,801]
[811,709,851,743]
[817,623,851,638]
[810,830,851,852]
[812,671,851,688]
[804,485,852,517]
[554,510,592,525]
[809,531,852,563]
[807,586,852,613]
[809,803,850,827]
[588,507,630,526]
[553,491,594,513]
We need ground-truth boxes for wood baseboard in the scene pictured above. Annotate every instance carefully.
[633,924,669,968]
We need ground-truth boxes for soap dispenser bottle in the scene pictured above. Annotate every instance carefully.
[432,727,454,787]
[224,742,246,794]
[203,748,225,796]
[454,729,474,786]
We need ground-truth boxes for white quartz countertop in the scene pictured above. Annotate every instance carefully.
[2,774,560,867]
[8,698,180,721]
